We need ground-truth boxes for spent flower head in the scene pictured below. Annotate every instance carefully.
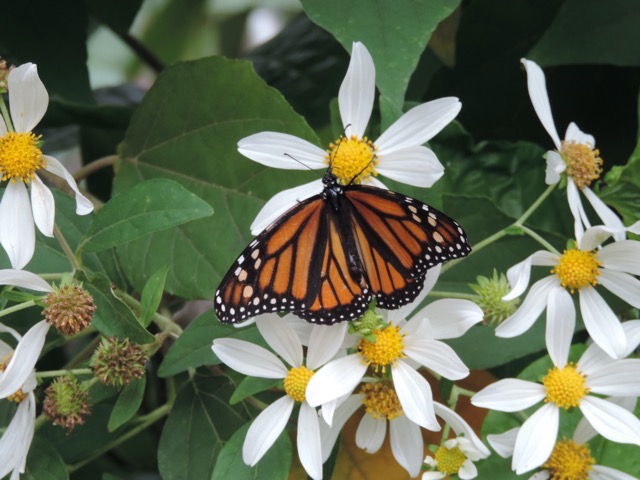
[91,337,147,387]
[43,375,91,433]
[42,282,96,336]
[470,270,519,325]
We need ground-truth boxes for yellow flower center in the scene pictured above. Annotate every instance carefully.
[551,249,601,293]
[326,135,377,184]
[359,382,403,420]
[434,445,467,475]
[0,131,44,183]
[543,439,595,480]
[283,365,314,402]
[560,141,603,190]
[358,325,405,372]
[8,388,27,403]
[543,363,589,410]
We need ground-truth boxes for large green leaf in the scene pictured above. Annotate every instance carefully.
[84,0,143,35]
[24,437,68,480]
[108,377,146,432]
[114,56,318,299]
[157,375,249,480]
[528,0,640,67]
[80,179,213,252]
[301,0,460,109]
[211,422,292,480]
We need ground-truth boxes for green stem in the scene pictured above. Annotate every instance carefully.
[54,223,79,271]
[514,183,557,227]
[67,403,171,473]
[245,395,269,411]
[0,300,36,318]
[0,96,13,131]
[521,225,561,255]
[38,273,65,281]
[73,155,118,182]
[117,289,182,337]
[441,229,507,274]
[428,290,479,301]
[36,368,92,379]
[452,386,476,398]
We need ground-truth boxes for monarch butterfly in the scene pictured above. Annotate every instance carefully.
[215,169,471,325]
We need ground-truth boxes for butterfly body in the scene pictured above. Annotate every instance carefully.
[215,171,471,325]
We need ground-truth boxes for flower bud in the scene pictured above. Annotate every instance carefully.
[470,270,520,325]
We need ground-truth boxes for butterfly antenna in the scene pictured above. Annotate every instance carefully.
[327,124,352,174]
[284,153,315,172]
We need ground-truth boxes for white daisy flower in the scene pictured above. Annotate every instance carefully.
[319,389,489,478]
[521,58,624,243]
[423,436,487,480]
[238,41,461,234]
[0,63,93,269]
[472,338,640,474]
[0,319,50,480]
[496,223,640,360]
[211,314,348,480]
[306,269,483,432]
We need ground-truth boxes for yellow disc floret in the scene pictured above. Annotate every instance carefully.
[359,382,403,420]
[326,135,377,184]
[283,365,314,403]
[561,141,603,190]
[434,445,467,475]
[358,325,405,372]
[7,388,28,403]
[0,131,44,183]
[543,363,589,410]
[543,439,594,480]
[551,249,601,293]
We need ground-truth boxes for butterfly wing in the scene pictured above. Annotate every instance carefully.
[214,194,370,325]
[345,185,471,309]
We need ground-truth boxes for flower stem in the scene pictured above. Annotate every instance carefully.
[36,368,92,379]
[73,155,118,181]
[428,290,479,301]
[54,223,79,271]
[0,300,36,318]
[0,96,13,131]
[514,183,557,227]
[116,289,182,337]
[521,225,561,255]
[67,403,172,473]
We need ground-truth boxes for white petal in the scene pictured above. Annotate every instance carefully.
[433,402,490,457]
[544,151,566,185]
[30,175,55,237]
[503,251,558,301]
[0,181,35,269]
[250,179,323,235]
[0,320,49,398]
[567,178,589,243]
[599,241,640,276]
[8,63,48,133]
[392,360,439,431]
[43,156,93,215]
[471,379,545,412]
[297,402,323,480]
[418,299,483,339]
[404,339,469,380]
[375,146,444,188]
[520,59,561,149]
[586,360,640,397]
[545,287,575,368]
[422,472,446,480]
[565,122,595,146]
[237,132,326,170]
[305,354,367,407]
[386,265,441,325]
[530,472,551,480]
[598,269,640,309]
[459,459,478,479]
[389,415,424,478]
[487,427,519,458]
[578,341,615,375]
[580,288,627,359]
[513,403,559,474]
[579,396,640,445]
[211,338,287,379]
[622,320,640,354]
[581,187,625,241]
[256,314,302,368]
[0,393,35,478]
[339,42,375,138]
[591,465,639,480]
[0,269,51,292]
[375,97,461,154]
[243,395,293,465]
[574,396,636,444]
[580,223,620,252]
[320,395,361,461]
[362,176,387,189]
[356,413,386,453]
[283,313,312,346]
[306,323,347,370]
[496,277,559,338]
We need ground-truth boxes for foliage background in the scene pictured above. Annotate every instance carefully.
[0,0,638,478]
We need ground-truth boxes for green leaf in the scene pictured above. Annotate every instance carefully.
[80,179,213,253]
[24,436,69,480]
[114,56,318,299]
[108,377,146,432]
[139,266,168,327]
[301,0,461,108]
[158,311,264,378]
[528,0,640,67]
[157,375,249,480]
[0,0,93,103]
[81,272,154,344]
[84,0,143,35]
[230,377,281,405]
[211,422,292,480]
